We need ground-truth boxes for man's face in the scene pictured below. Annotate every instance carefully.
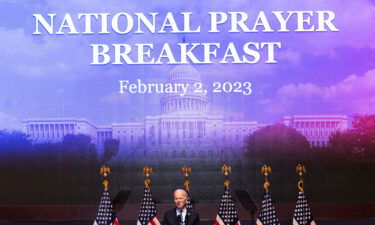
[174,190,187,210]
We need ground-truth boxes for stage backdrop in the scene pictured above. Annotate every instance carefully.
[0,0,374,206]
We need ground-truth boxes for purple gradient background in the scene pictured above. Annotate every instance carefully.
[0,0,375,129]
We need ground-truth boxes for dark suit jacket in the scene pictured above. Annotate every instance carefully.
[162,208,200,225]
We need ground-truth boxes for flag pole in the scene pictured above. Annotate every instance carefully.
[221,164,231,188]
[181,165,192,192]
[296,164,306,193]
[137,166,160,225]
[143,166,153,190]
[261,165,271,192]
[182,166,194,211]
[293,165,316,225]
[256,165,280,225]
[215,164,241,225]
[95,165,120,225]
[100,165,111,191]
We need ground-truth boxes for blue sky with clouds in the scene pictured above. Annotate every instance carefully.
[0,0,375,129]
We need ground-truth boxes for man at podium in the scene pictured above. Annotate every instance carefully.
[162,189,200,225]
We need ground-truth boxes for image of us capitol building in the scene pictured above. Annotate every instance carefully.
[21,65,348,152]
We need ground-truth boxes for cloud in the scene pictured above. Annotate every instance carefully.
[263,68,375,114]
[100,92,131,104]
[251,0,375,53]
[0,111,21,130]
[321,69,375,113]
[278,49,302,66]
[0,28,92,79]
[3,0,373,80]
[276,82,322,98]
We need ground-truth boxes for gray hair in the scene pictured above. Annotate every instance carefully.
[174,189,187,197]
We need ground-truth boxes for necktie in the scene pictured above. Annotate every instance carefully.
[179,210,184,225]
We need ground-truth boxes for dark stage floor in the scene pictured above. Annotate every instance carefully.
[1,220,375,225]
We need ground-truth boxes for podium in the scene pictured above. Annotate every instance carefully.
[234,190,258,225]
[113,190,132,212]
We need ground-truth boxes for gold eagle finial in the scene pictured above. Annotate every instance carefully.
[221,164,232,188]
[261,165,272,192]
[100,165,111,190]
[296,164,307,192]
[182,166,192,192]
[143,166,153,190]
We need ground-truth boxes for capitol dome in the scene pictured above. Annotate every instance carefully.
[168,64,201,83]
[160,64,209,115]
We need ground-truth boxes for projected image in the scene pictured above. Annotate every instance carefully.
[0,0,374,206]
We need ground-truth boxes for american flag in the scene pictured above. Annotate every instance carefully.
[214,187,241,225]
[137,187,160,225]
[93,190,120,225]
[186,192,194,211]
[292,192,316,225]
[255,191,280,225]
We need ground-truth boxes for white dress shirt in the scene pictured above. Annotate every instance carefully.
[176,208,187,225]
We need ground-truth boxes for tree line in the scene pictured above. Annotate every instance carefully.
[0,114,373,204]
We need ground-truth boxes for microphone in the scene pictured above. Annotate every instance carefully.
[177,214,182,224]
[185,213,190,224]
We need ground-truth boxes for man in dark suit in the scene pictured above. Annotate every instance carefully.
[162,189,200,225]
